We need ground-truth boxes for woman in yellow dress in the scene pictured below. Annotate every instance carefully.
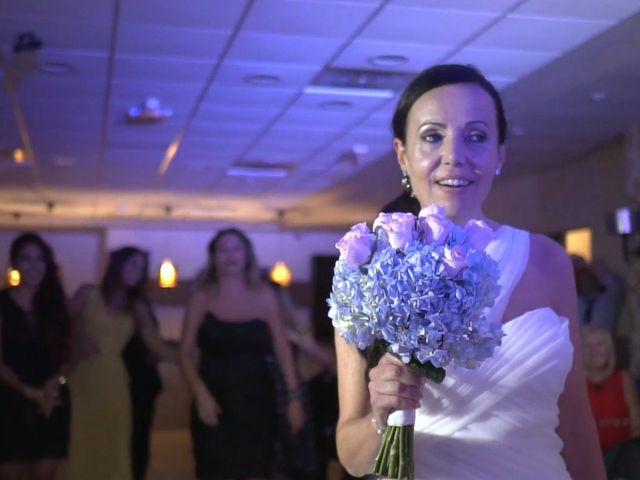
[67,247,174,480]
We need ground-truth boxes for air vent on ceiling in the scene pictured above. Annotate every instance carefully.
[126,97,173,125]
[227,162,291,178]
[310,67,414,92]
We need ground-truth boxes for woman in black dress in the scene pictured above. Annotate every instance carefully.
[0,233,71,480]
[180,228,304,479]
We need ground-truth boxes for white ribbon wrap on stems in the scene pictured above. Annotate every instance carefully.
[387,408,415,426]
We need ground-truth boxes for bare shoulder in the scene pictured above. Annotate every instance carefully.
[186,287,212,316]
[528,233,572,277]
[528,233,575,312]
[256,282,278,307]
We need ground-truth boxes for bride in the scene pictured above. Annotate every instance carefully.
[335,64,605,479]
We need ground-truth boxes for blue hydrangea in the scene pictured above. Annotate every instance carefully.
[328,221,502,371]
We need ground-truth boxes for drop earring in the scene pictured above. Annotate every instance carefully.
[495,166,502,176]
[401,173,415,197]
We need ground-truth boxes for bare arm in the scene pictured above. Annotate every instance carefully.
[543,240,606,479]
[68,284,99,364]
[179,289,221,425]
[335,334,422,477]
[262,286,304,433]
[622,370,640,437]
[286,328,335,373]
[133,301,177,363]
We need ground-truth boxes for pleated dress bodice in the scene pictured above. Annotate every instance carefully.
[414,226,573,480]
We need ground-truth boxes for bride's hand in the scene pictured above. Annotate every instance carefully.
[195,386,222,427]
[368,354,423,428]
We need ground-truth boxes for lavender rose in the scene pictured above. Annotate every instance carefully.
[464,219,495,251]
[336,222,374,266]
[373,212,416,250]
[418,204,452,245]
[442,244,468,275]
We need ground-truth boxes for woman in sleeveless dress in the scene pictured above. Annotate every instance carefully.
[180,228,304,479]
[67,247,175,480]
[335,64,606,479]
[0,233,71,480]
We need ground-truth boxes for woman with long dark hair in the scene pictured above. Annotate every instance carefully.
[335,64,605,479]
[0,232,71,480]
[181,228,304,479]
[67,246,174,480]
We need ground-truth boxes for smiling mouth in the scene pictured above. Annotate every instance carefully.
[435,178,472,188]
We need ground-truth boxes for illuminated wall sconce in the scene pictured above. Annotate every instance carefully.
[6,267,20,287]
[564,228,592,262]
[270,261,292,287]
[158,259,178,288]
[606,207,640,262]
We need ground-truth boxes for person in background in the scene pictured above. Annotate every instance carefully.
[573,255,625,330]
[67,247,175,480]
[0,232,72,480]
[266,277,335,480]
[583,324,640,451]
[180,228,304,480]
[122,299,164,480]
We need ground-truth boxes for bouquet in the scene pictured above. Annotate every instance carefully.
[328,205,503,480]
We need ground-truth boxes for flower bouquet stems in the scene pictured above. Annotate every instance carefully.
[374,414,415,480]
[373,353,445,480]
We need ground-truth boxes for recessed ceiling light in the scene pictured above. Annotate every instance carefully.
[368,55,409,67]
[319,100,353,110]
[589,91,607,102]
[39,62,73,74]
[244,74,281,86]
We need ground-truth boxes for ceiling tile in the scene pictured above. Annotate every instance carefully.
[332,39,450,73]
[293,88,391,111]
[120,0,248,30]
[189,121,265,140]
[0,16,110,52]
[117,24,231,60]
[0,0,113,23]
[472,15,612,52]
[114,56,212,84]
[226,32,342,65]
[391,0,519,13]
[204,84,298,109]
[212,61,319,88]
[515,0,640,21]
[242,0,378,38]
[195,105,281,125]
[448,47,557,78]
[278,108,364,130]
[359,5,496,44]
[110,80,201,110]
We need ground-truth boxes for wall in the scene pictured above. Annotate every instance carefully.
[485,138,630,274]
[0,228,103,295]
[106,228,343,283]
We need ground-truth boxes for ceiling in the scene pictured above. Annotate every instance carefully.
[1,0,639,229]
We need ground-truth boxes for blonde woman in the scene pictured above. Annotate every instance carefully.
[583,324,640,451]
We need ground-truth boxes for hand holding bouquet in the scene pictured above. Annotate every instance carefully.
[328,205,503,480]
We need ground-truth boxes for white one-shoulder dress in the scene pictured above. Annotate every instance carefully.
[413,226,573,479]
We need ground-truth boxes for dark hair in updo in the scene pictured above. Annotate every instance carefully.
[392,64,508,145]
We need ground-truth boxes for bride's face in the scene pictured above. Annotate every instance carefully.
[394,83,505,224]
